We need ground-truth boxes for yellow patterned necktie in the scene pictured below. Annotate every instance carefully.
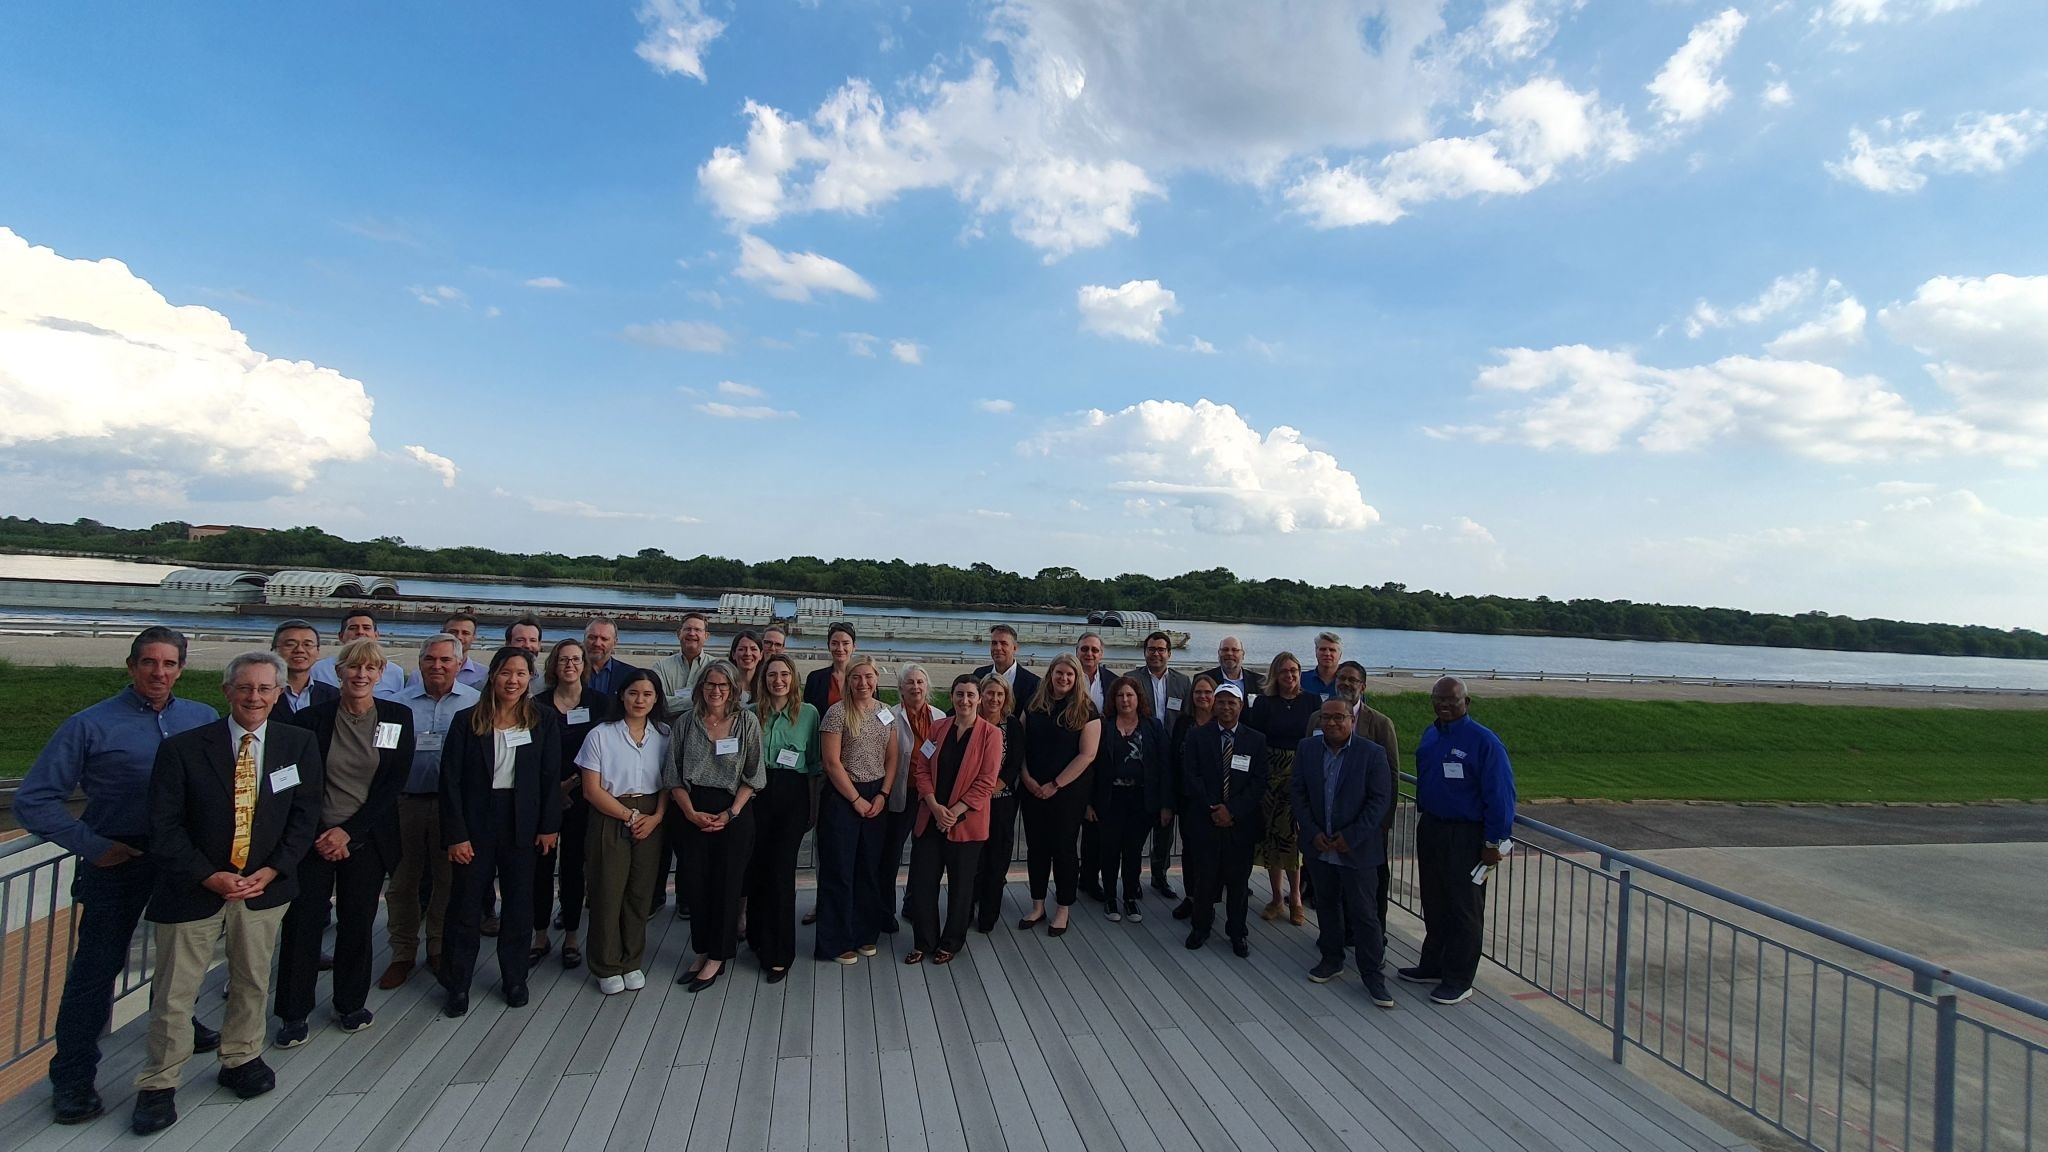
[231,732,258,869]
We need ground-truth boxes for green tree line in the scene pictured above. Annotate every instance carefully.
[4,516,2043,660]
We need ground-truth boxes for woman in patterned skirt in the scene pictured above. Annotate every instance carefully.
[1246,652,1320,926]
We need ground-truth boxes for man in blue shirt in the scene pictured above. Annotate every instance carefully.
[1399,677,1516,1006]
[1291,699,1393,1006]
[15,627,223,1125]
[309,610,406,697]
[1299,631,1344,702]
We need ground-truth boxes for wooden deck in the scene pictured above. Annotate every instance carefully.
[0,871,1753,1151]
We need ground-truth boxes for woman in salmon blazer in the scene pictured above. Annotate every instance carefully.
[903,674,1003,964]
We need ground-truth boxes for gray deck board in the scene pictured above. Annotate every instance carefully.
[1,874,1758,1152]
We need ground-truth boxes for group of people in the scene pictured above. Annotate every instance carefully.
[18,610,1516,1136]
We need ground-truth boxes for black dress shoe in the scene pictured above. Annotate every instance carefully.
[131,1088,177,1135]
[687,968,721,994]
[764,966,789,985]
[52,1083,103,1125]
[502,983,530,1008]
[879,917,901,934]
[1184,930,1208,950]
[217,1056,276,1099]
[191,1019,221,1053]
[443,991,470,1018]
[318,951,335,972]
[1231,938,1251,959]
[1151,879,1177,899]
[1172,900,1193,921]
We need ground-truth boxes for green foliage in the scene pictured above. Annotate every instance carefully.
[4,515,2044,659]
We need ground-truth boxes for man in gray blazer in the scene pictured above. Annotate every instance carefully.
[1131,630,1191,896]
[1291,698,1393,1006]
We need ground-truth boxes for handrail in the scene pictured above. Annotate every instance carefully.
[0,832,51,863]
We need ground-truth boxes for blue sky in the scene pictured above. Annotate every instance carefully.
[2,0,2044,630]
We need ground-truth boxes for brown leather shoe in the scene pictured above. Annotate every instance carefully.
[377,959,414,990]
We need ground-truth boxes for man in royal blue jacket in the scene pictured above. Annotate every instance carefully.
[1400,677,1516,1006]
[1291,698,1393,1006]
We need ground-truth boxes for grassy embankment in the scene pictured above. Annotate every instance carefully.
[4,661,2042,802]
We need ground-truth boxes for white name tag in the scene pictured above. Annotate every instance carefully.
[875,709,893,726]
[270,764,300,792]
[566,707,591,725]
[776,748,800,768]
[919,739,938,759]
[1442,761,1465,780]
[715,737,740,756]
[1166,697,1182,712]
[416,731,444,752]
[504,728,533,748]
[1230,754,1251,773]
[374,722,403,750]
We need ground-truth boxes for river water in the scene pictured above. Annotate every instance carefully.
[3,561,2044,690]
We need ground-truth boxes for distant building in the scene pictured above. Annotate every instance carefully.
[187,524,270,541]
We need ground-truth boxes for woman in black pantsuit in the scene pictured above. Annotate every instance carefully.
[533,638,610,970]
[1016,653,1102,937]
[970,676,1026,933]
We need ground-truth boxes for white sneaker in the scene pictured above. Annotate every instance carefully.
[622,970,646,991]
[597,974,626,995]
[1106,910,1122,922]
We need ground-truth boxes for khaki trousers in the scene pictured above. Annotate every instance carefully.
[136,900,286,1091]
[387,794,450,962]
[583,796,664,978]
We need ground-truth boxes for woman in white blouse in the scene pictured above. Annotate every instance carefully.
[576,668,671,994]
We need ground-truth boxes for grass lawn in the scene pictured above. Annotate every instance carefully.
[3,663,2043,803]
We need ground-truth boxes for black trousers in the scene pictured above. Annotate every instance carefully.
[1078,818,1102,896]
[653,817,688,911]
[746,768,811,969]
[1415,814,1487,988]
[276,838,387,1022]
[908,829,981,954]
[1096,784,1153,905]
[535,792,589,934]
[972,794,1019,932]
[1187,819,1254,941]
[876,803,916,923]
[1149,809,1177,886]
[1021,785,1088,907]
[443,791,536,995]
[678,785,754,962]
[813,779,885,958]
[1305,857,1385,975]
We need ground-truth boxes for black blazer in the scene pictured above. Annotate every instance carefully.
[1198,665,1266,697]
[971,663,1042,711]
[1092,715,1171,813]
[1179,721,1268,830]
[147,718,324,922]
[292,698,415,867]
[438,707,564,850]
[803,666,840,715]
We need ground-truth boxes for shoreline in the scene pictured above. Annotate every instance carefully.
[5,632,2046,710]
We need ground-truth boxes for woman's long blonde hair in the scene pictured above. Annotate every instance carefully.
[840,655,881,738]
[1028,652,1097,731]
[755,653,804,727]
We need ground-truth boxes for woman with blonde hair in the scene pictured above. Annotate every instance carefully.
[1016,653,1101,937]
[879,663,946,933]
[969,674,1027,933]
[1247,651,1321,925]
[813,655,899,964]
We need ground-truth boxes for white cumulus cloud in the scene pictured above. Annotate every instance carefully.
[1880,273,2048,447]
[1687,270,1819,337]
[1765,295,1867,359]
[624,319,733,353]
[635,0,725,82]
[889,339,922,365]
[978,399,1015,414]
[1078,280,1179,343]
[1828,110,2046,193]
[717,380,763,397]
[402,445,458,488]
[523,276,567,289]
[1035,398,1378,534]
[734,234,877,303]
[0,226,377,492]
[1648,9,1747,127]
[1816,0,1980,28]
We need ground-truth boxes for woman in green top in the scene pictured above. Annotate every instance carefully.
[744,653,820,982]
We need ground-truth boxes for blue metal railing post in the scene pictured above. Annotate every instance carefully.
[1933,985,1958,1152]
[1612,867,1632,1065]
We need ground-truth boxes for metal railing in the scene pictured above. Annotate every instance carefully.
[1388,779,2048,1152]
[0,835,155,1073]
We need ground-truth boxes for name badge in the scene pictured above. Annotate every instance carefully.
[919,739,939,759]
[1442,761,1465,780]
[1166,697,1182,712]
[566,707,591,725]
[1230,754,1251,773]
[374,722,403,750]
[416,731,444,752]
[875,709,894,726]
[715,737,740,756]
[504,728,533,748]
[270,764,301,792]
[776,748,801,768]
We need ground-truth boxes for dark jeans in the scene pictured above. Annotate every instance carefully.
[678,786,754,963]
[1415,814,1487,988]
[51,851,208,1091]
[443,791,536,995]
[535,792,589,934]
[1021,785,1088,907]
[813,779,885,958]
[1188,821,1254,941]
[876,804,915,923]
[746,769,810,970]
[971,795,1018,932]
[1096,784,1153,905]
[1305,856,1384,976]
[908,830,981,954]
[276,839,387,1022]
[1149,809,1177,886]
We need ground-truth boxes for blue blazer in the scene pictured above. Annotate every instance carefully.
[1179,722,1267,830]
[1290,735,1392,870]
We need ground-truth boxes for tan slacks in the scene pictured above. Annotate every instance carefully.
[135,900,286,1091]
[387,793,451,962]
[583,796,665,978]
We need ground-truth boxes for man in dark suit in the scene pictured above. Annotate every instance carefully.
[971,623,1040,709]
[272,619,339,716]
[1131,630,1192,897]
[131,651,323,1135]
[1178,683,1266,957]
[1198,635,1265,700]
[1293,699,1393,1006]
